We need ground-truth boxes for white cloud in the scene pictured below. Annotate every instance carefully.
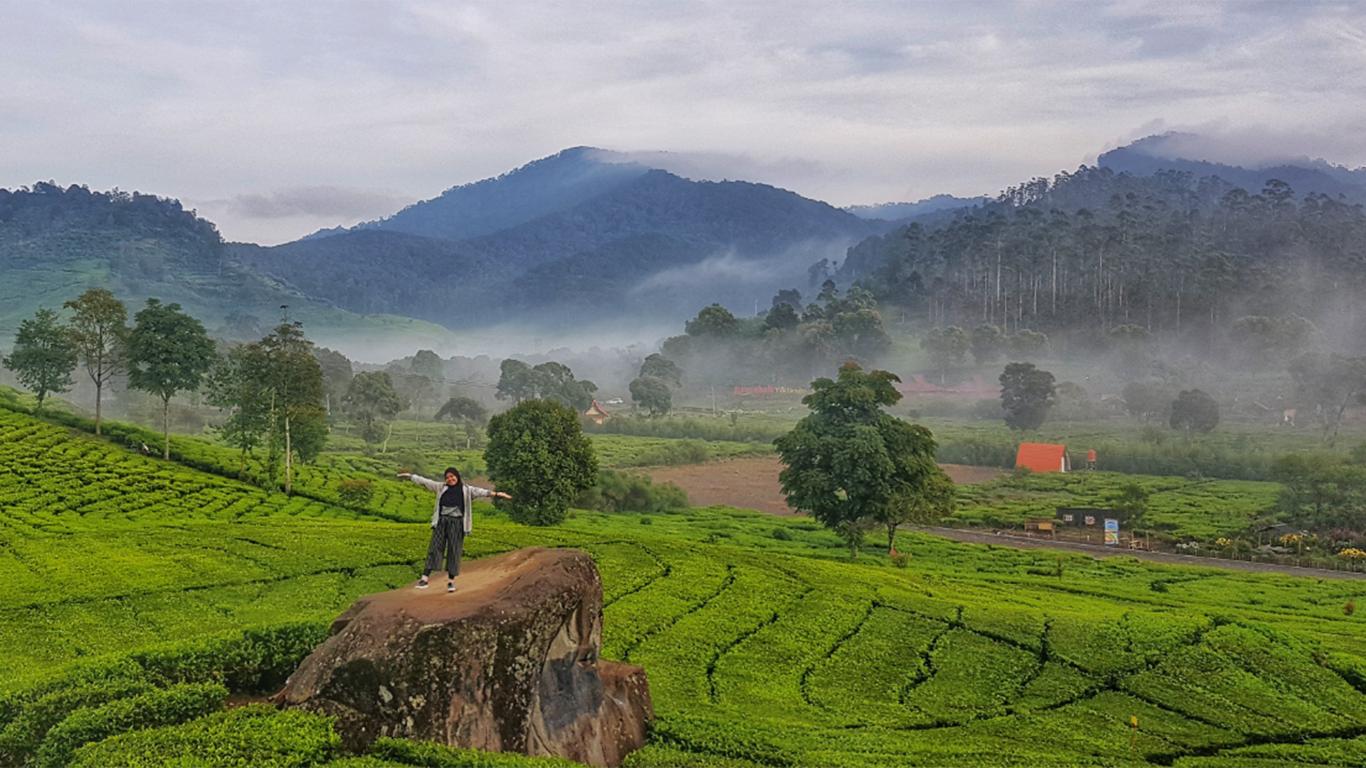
[1,0,1364,244]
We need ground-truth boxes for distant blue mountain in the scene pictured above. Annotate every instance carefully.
[845,194,989,221]
[305,147,649,242]
[1098,133,1366,201]
[240,149,885,328]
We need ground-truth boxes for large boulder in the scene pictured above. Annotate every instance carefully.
[277,547,651,767]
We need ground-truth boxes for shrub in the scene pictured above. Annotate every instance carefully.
[36,682,227,767]
[890,551,911,569]
[0,677,154,763]
[577,470,689,513]
[66,705,340,768]
[771,527,793,541]
[336,478,375,508]
[486,400,598,526]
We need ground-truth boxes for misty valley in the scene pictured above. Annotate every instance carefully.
[3,135,1366,765]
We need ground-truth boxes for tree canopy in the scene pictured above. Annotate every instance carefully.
[63,288,128,433]
[126,299,216,458]
[775,363,950,559]
[3,308,77,411]
[485,399,598,526]
[999,362,1056,432]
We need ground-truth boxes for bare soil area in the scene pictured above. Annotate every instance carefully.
[640,456,1003,516]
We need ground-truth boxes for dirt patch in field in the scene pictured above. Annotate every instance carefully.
[639,456,1003,516]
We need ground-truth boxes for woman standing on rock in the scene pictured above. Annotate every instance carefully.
[398,467,511,592]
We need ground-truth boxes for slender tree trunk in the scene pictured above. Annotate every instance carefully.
[887,523,897,555]
[162,396,171,460]
[282,412,293,497]
[94,381,103,436]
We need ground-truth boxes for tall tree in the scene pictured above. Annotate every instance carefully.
[3,308,77,411]
[775,363,949,560]
[1169,388,1220,436]
[999,362,1056,432]
[341,371,404,451]
[629,375,672,417]
[486,399,598,526]
[921,326,969,384]
[63,289,128,434]
[313,347,353,417]
[126,299,216,458]
[880,471,955,555]
[685,304,740,338]
[639,353,683,388]
[205,343,272,473]
[970,324,1004,366]
[411,349,445,381]
[259,321,326,494]
[496,359,537,403]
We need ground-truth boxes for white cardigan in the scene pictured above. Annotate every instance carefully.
[405,475,492,533]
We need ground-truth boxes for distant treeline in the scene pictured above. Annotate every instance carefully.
[842,166,1366,349]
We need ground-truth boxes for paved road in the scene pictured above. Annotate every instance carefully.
[914,526,1366,581]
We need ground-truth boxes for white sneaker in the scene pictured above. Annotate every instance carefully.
[447,581,456,593]
[416,577,430,589]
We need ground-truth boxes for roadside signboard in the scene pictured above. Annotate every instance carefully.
[1104,518,1120,546]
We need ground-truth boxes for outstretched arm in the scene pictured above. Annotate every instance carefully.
[397,472,442,492]
[469,485,512,500]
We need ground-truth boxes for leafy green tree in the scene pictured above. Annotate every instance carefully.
[411,349,444,381]
[1110,482,1150,534]
[921,326,969,384]
[639,353,683,387]
[764,302,801,332]
[629,375,672,417]
[496,359,537,403]
[63,289,128,434]
[435,395,487,425]
[205,343,272,472]
[970,324,1004,366]
[313,346,353,417]
[1288,353,1366,444]
[1006,329,1048,359]
[831,307,892,361]
[772,288,802,309]
[342,371,404,450]
[775,363,948,560]
[999,362,1056,432]
[1169,389,1219,436]
[3,308,78,411]
[258,322,327,494]
[531,361,596,411]
[685,304,739,338]
[486,399,598,526]
[126,300,216,458]
[880,471,955,555]
[1273,455,1366,531]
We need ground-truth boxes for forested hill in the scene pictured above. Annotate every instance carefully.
[313,146,651,242]
[1098,133,1366,203]
[0,182,448,349]
[840,165,1366,349]
[240,161,884,328]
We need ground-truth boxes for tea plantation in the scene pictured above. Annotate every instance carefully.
[1,407,1363,767]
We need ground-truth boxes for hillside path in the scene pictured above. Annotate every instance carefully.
[915,526,1366,581]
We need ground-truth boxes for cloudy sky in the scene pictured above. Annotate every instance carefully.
[3,1,1365,244]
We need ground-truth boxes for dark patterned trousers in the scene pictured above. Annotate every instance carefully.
[424,517,465,577]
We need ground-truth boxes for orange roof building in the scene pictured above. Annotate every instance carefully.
[584,400,611,426]
[1015,442,1070,473]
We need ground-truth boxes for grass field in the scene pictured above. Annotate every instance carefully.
[1,405,1364,767]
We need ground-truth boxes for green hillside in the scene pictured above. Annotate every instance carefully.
[0,406,1363,766]
[0,183,458,357]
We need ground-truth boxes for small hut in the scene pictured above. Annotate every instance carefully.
[584,400,611,426]
[1015,442,1070,473]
